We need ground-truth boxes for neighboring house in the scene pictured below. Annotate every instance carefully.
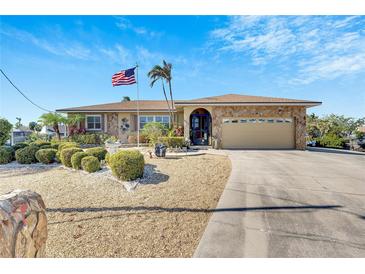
[56,93,321,149]
[41,125,67,138]
[10,128,33,145]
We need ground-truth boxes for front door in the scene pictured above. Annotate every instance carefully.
[190,114,210,145]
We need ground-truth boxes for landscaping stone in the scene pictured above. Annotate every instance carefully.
[0,189,47,258]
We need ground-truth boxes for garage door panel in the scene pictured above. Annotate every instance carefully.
[222,118,295,149]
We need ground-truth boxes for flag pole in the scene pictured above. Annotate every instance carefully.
[136,63,140,148]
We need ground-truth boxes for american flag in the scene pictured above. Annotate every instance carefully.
[112,67,136,86]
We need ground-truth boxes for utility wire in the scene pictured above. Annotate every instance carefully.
[0,68,53,113]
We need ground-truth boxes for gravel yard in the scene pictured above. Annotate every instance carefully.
[0,154,230,257]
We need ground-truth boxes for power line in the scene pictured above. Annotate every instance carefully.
[0,68,53,113]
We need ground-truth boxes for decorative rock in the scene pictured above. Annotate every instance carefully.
[0,189,47,258]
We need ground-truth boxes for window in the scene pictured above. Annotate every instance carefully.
[155,116,170,128]
[285,118,293,123]
[267,119,274,123]
[231,119,238,123]
[276,119,284,123]
[223,119,230,124]
[248,118,257,123]
[240,119,247,123]
[258,118,266,123]
[86,115,101,130]
[139,115,170,129]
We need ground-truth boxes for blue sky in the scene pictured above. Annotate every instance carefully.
[1,15,365,124]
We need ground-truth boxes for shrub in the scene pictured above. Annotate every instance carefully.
[141,122,166,145]
[69,133,112,145]
[30,140,51,147]
[0,146,14,164]
[50,142,60,150]
[0,118,12,146]
[86,147,107,161]
[127,133,147,144]
[12,142,28,151]
[157,137,185,148]
[15,145,40,164]
[71,151,89,170]
[81,156,100,173]
[39,144,52,149]
[60,147,83,167]
[317,134,346,148]
[105,152,111,164]
[109,150,144,181]
[35,149,57,164]
[58,142,78,152]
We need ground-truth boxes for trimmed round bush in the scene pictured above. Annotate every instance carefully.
[15,145,40,164]
[50,143,60,150]
[35,148,57,164]
[0,146,14,164]
[30,140,51,147]
[58,142,78,152]
[86,147,107,161]
[71,151,89,170]
[12,142,28,151]
[81,156,100,173]
[60,147,83,167]
[109,150,144,181]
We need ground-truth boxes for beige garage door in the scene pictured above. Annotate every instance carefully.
[222,117,295,149]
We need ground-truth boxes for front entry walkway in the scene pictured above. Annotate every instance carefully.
[194,150,365,257]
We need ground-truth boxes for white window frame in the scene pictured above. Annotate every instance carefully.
[86,114,102,131]
[139,115,170,130]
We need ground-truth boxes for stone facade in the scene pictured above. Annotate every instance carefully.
[106,113,119,136]
[0,190,47,258]
[210,105,306,149]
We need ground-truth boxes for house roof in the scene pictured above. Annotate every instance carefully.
[175,93,322,106]
[56,100,172,112]
[56,93,321,113]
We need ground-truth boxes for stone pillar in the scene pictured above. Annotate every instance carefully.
[106,113,119,136]
[0,190,47,258]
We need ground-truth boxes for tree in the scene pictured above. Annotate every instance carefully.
[0,118,12,145]
[66,114,85,135]
[148,60,174,127]
[122,96,131,102]
[38,113,67,140]
[15,117,23,129]
[141,122,166,145]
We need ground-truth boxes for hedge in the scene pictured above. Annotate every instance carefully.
[157,137,185,148]
[0,146,14,164]
[60,147,83,167]
[109,149,144,181]
[69,133,111,145]
[86,147,107,161]
[35,149,57,164]
[15,145,40,164]
[81,156,100,173]
[71,151,89,170]
[12,142,28,151]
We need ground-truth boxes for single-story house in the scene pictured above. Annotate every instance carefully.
[56,93,321,149]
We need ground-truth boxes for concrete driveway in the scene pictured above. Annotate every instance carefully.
[194,150,365,257]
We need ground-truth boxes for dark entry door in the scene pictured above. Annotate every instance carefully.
[191,114,210,145]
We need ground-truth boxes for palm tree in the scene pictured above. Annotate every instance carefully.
[38,113,84,140]
[38,113,67,140]
[148,60,174,127]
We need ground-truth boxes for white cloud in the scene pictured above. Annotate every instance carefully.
[210,16,365,84]
[115,17,163,39]
[0,25,91,60]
